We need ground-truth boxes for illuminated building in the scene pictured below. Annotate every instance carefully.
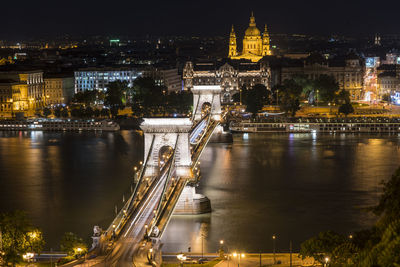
[183,60,270,103]
[281,53,365,100]
[0,70,44,115]
[74,68,141,93]
[44,74,74,105]
[377,72,399,97]
[376,64,400,100]
[228,12,271,62]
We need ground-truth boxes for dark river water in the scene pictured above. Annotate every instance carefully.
[0,131,399,253]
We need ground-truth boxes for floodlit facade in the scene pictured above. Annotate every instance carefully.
[0,70,44,115]
[74,68,141,93]
[228,12,271,62]
[183,60,270,103]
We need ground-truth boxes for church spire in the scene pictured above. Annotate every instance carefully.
[263,24,268,34]
[249,11,256,27]
[228,24,237,58]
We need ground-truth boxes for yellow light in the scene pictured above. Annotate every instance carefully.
[220,240,224,245]
[241,253,245,258]
[232,252,237,257]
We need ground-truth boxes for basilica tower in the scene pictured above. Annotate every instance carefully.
[262,24,271,56]
[228,25,237,57]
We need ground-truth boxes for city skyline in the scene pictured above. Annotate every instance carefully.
[2,0,400,38]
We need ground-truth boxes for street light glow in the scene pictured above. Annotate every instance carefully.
[220,240,224,244]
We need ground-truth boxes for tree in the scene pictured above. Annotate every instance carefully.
[335,89,351,105]
[84,107,94,118]
[61,108,69,118]
[0,211,45,266]
[73,90,100,106]
[374,167,400,225]
[244,84,269,117]
[313,75,340,103]
[338,103,354,116]
[232,92,240,103]
[93,109,101,118]
[279,79,302,116]
[53,107,62,118]
[104,81,127,118]
[100,108,110,118]
[70,107,84,118]
[60,232,87,257]
[43,107,52,118]
[300,231,346,265]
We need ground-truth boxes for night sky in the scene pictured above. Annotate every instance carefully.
[1,0,400,38]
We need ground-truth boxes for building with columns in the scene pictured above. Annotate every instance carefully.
[183,60,270,103]
[228,12,271,62]
[0,70,44,116]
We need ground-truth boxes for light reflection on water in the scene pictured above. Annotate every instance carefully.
[1,131,400,252]
[161,133,400,253]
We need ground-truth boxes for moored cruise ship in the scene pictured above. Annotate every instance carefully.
[230,119,400,133]
[0,119,120,131]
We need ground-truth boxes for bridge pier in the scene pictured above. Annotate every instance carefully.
[209,124,233,143]
[175,185,211,214]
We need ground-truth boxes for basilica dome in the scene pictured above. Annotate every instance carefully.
[245,26,261,37]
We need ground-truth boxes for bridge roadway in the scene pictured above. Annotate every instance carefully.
[86,115,219,267]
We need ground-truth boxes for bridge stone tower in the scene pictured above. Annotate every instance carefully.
[141,118,192,178]
[192,85,222,121]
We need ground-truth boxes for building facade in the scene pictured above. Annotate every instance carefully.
[0,70,44,115]
[228,13,271,62]
[142,67,182,92]
[44,75,74,105]
[377,72,399,97]
[74,68,141,93]
[281,54,365,100]
[183,60,270,103]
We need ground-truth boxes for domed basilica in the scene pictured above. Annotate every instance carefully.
[228,12,271,62]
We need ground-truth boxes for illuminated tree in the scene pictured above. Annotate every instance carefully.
[60,232,87,257]
[0,211,45,266]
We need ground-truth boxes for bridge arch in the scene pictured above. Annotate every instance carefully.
[141,118,193,178]
[192,85,222,121]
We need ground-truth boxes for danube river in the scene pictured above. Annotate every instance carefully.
[0,131,399,253]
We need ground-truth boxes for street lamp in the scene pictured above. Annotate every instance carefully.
[324,257,329,267]
[272,235,277,264]
[232,252,245,267]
